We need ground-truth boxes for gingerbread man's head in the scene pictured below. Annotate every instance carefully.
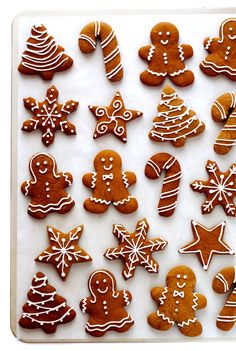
[151,22,179,46]
[94,150,122,174]
[89,269,118,301]
[30,153,56,180]
[166,266,196,291]
[219,18,236,42]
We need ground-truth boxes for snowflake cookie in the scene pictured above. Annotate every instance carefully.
[104,218,167,280]
[22,85,78,146]
[35,226,92,280]
[190,160,236,216]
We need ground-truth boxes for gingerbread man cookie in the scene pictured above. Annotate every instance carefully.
[213,266,236,331]
[200,18,236,80]
[82,150,138,214]
[21,153,75,219]
[18,25,73,80]
[139,22,194,87]
[22,85,78,146]
[148,266,207,337]
[80,269,134,337]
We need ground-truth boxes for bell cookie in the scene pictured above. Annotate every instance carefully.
[89,92,143,143]
[22,85,78,146]
[104,218,167,280]
[35,226,92,280]
[82,150,138,214]
[179,221,234,271]
[19,272,76,334]
[18,24,73,80]
[148,265,207,337]
[212,266,236,331]
[145,153,182,217]
[138,22,194,87]
[190,160,236,216]
[149,85,205,147]
[200,18,236,80]
[21,152,75,219]
[212,91,236,155]
[79,21,123,82]
[80,269,134,337]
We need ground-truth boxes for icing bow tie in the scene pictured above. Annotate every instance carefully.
[173,290,184,298]
[102,173,113,181]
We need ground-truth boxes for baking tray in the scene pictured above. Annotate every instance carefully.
[11,8,236,342]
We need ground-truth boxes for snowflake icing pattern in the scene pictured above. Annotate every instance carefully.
[190,160,236,216]
[104,218,167,280]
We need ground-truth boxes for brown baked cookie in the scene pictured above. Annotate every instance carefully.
[200,18,236,80]
[19,272,76,334]
[82,150,138,214]
[139,22,194,87]
[104,218,167,280]
[78,21,123,82]
[80,269,134,337]
[35,226,92,280]
[190,160,236,216]
[179,221,234,270]
[149,85,205,147]
[89,92,143,143]
[212,266,236,331]
[18,25,73,80]
[212,92,236,155]
[22,85,78,146]
[21,152,75,219]
[148,266,207,337]
[145,153,182,217]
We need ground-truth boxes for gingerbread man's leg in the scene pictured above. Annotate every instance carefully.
[147,311,173,331]
[58,199,75,215]
[140,70,165,86]
[178,319,202,337]
[216,306,236,331]
[169,70,194,87]
[114,197,138,214]
[84,198,109,214]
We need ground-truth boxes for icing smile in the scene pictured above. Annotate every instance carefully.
[160,39,168,45]
[39,167,48,174]
[97,287,108,294]
[177,282,186,289]
[228,34,236,40]
[103,165,113,171]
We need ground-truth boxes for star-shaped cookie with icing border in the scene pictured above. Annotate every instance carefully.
[22,85,78,146]
[104,218,167,280]
[89,92,143,143]
[35,226,92,280]
[179,221,234,270]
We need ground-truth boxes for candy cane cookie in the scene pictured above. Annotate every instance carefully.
[145,153,182,217]
[212,266,236,331]
[212,92,236,154]
[78,21,123,82]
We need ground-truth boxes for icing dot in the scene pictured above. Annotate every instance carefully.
[26,100,29,103]
[72,103,75,106]
[104,306,107,309]
[41,110,44,112]
[53,118,56,121]
[48,107,51,111]
[176,300,179,304]
[166,31,170,35]
[183,275,187,279]
[106,182,110,186]
[46,188,50,191]
[103,301,107,305]
[107,188,111,192]
[31,103,34,106]
[225,56,228,60]
[163,53,167,56]
[61,272,66,277]
[159,31,162,35]
[109,157,113,162]
[55,111,58,114]
[65,125,68,129]
[175,308,178,312]
[66,105,70,108]
[103,279,106,283]
[229,27,233,31]
[46,141,49,144]
[96,280,99,285]
[101,158,105,162]
[71,130,74,133]
[44,161,47,165]
[105,311,108,315]
[227,46,231,50]
[24,126,27,129]
[36,162,40,166]
[177,274,180,278]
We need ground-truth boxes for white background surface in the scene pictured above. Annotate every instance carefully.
[2,0,236,350]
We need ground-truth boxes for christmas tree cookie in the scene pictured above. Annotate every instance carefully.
[19,272,76,334]
[149,85,205,147]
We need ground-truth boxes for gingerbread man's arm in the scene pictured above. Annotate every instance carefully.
[138,45,153,61]
[150,286,165,304]
[80,297,93,314]
[122,171,136,187]
[179,44,193,60]
[120,290,132,306]
[59,172,73,188]
[203,37,220,53]
[194,293,207,310]
[21,180,34,197]
[82,172,97,189]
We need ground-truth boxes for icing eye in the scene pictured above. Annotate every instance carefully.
[36,162,40,166]
[183,275,187,279]
[103,279,106,283]
[229,27,233,31]
[43,161,48,165]
[109,157,113,162]
[166,31,170,36]
[158,31,162,35]
[96,280,99,285]
[177,274,181,279]
[101,158,105,162]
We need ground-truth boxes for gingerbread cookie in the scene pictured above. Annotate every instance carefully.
[22,85,78,146]
[21,153,75,219]
[79,21,123,82]
[18,25,73,80]
[19,272,76,334]
[104,218,167,280]
[212,92,236,155]
[80,269,134,337]
[89,92,143,143]
[213,266,236,331]
[149,85,205,147]
[139,22,194,87]
[35,226,92,280]
[148,266,207,337]
[190,160,236,216]
[145,153,182,217]
[200,18,236,80]
[82,150,138,214]
[179,221,234,271]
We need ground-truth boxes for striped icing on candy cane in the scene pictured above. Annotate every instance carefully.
[78,21,123,82]
[145,153,182,217]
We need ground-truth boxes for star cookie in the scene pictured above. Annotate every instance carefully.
[179,221,234,270]
[35,226,92,280]
[190,160,236,216]
[104,218,167,280]
[22,85,78,146]
[89,92,143,143]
